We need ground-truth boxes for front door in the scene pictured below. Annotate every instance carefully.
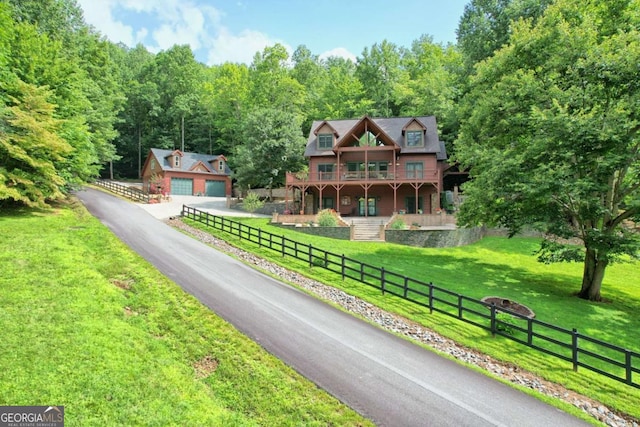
[405,196,423,214]
[358,197,377,216]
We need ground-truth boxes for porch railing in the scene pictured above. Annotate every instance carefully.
[288,168,439,184]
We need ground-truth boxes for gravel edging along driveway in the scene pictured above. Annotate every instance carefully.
[168,218,638,427]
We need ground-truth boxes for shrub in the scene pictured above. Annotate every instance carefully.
[317,209,338,227]
[243,192,265,215]
[389,218,407,230]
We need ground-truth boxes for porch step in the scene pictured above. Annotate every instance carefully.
[349,217,390,241]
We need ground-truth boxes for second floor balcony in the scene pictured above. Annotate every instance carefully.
[286,167,440,185]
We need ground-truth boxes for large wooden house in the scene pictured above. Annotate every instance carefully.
[285,116,448,216]
[141,148,232,196]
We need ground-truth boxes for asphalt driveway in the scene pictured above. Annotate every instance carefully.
[77,187,589,427]
[135,195,269,220]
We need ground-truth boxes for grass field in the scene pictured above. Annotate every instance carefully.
[0,201,371,426]
[183,215,640,421]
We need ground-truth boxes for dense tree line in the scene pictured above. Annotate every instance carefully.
[1,0,637,299]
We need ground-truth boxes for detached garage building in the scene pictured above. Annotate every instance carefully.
[141,148,232,197]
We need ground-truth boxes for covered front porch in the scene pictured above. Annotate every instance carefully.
[284,179,442,217]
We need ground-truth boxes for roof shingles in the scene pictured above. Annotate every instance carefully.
[150,148,230,175]
[304,116,446,159]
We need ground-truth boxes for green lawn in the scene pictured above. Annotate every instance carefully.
[184,216,640,420]
[0,201,371,427]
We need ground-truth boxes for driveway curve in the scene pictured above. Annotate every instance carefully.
[77,187,589,427]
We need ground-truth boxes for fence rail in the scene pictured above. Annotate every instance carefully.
[95,180,149,203]
[182,204,640,389]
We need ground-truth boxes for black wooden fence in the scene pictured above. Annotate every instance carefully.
[182,205,640,389]
[95,180,149,203]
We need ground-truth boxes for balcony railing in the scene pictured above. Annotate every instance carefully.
[287,168,439,184]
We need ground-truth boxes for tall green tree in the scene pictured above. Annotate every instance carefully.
[1,78,72,207]
[456,0,552,74]
[6,0,85,44]
[111,43,160,177]
[6,10,101,185]
[291,45,326,130]
[233,108,306,198]
[397,35,463,146]
[319,56,372,120]
[144,45,203,152]
[8,0,124,172]
[249,44,305,115]
[455,0,640,301]
[356,40,405,116]
[200,62,250,155]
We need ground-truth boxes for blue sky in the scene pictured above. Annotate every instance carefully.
[78,0,469,65]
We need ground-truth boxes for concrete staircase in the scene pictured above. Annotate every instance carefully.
[348,217,390,241]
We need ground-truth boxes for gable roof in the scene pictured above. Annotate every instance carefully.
[304,116,446,159]
[148,148,231,175]
[333,115,397,150]
[313,120,339,137]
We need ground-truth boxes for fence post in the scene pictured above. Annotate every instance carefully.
[341,254,345,280]
[428,282,434,314]
[403,277,408,298]
[490,303,497,337]
[625,350,632,385]
[281,235,285,257]
[381,267,386,295]
[458,294,463,319]
[527,318,533,345]
[572,328,579,372]
[308,244,313,268]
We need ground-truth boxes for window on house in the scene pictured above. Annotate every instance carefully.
[368,161,389,178]
[322,197,334,209]
[174,155,180,168]
[406,130,424,147]
[406,162,423,179]
[346,162,362,172]
[218,160,224,172]
[318,134,333,149]
[346,162,364,179]
[151,159,156,170]
[359,131,377,147]
[317,164,335,180]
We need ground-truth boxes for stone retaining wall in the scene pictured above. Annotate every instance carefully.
[386,227,485,248]
[275,224,351,240]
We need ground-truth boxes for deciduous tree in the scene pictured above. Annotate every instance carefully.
[0,79,72,207]
[455,0,640,301]
[233,108,306,199]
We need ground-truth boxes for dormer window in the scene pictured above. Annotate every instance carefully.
[406,130,424,147]
[218,160,224,172]
[318,134,333,149]
[174,155,180,168]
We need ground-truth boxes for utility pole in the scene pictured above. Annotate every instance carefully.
[181,115,185,152]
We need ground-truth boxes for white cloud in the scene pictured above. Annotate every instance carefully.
[77,0,286,64]
[77,0,142,47]
[319,47,357,63]
[150,7,206,52]
[205,27,291,65]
